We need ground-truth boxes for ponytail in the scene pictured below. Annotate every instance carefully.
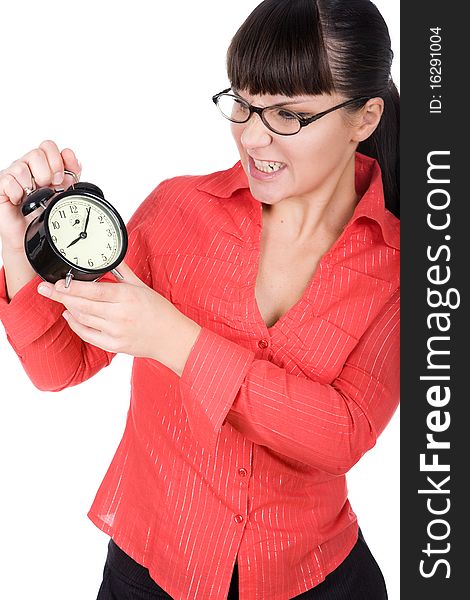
[358,80,400,217]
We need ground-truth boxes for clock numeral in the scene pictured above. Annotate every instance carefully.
[59,210,66,219]
[98,215,105,224]
[74,257,79,265]
[101,254,108,262]
[88,259,94,267]
[52,235,58,243]
[106,228,112,237]
[69,205,78,214]
[52,221,60,230]
[106,243,112,250]
[59,249,66,256]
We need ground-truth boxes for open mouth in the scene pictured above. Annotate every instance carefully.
[252,158,286,173]
[248,156,287,179]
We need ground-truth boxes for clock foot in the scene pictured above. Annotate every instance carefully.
[111,268,124,280]
[65,271,74,288]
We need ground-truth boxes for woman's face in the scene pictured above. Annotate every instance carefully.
[231,90,360,207]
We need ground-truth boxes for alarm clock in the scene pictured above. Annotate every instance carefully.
[22,170,128,288]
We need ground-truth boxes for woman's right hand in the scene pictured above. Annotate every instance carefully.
[0,140,82,253]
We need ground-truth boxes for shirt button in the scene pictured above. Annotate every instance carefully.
[258,339,269,349]
[234,514,244,524]
[238,468,248,477]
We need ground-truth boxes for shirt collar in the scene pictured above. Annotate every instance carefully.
[196,161,249,199]
[196,152,400,250]
[350,152,400,250]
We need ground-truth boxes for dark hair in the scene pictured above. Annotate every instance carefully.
[227,0,400,217]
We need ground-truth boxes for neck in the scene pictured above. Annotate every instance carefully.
[262,154,359,245]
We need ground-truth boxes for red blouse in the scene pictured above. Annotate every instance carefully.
[0,153,400,600]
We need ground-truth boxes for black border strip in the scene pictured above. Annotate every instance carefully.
[401,2,466,597]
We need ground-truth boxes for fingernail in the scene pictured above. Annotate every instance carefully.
[37,284,51,297]
[52,172,63,185]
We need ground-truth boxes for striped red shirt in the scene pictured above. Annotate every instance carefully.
[0,152,400,600]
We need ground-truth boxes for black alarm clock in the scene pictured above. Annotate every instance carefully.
[22,170,128,288]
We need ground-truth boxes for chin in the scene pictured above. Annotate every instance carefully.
[247,182,285,206]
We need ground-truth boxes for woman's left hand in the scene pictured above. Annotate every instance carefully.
[36,262,202,376]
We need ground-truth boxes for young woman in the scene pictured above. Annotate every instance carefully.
[0,1,399,598]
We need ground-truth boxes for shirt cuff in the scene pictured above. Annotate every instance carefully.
[179,326,255,450]
[0,267,64,352]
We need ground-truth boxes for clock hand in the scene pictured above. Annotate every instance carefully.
[66,235,83,248]
[82,207,91,234]
[66,208,91,248]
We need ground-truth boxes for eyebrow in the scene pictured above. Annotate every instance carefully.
[272,100,315,109]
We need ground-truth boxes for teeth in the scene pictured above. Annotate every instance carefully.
[253,159,285,173]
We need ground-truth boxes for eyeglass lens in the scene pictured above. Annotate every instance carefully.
[216,95,301,135]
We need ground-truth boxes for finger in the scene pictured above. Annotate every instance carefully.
[37,282,113,318]
[38,140,68,187]
[37,278,121,303]
[4,161,35,199]
[18,147,54,188]
[63,306,109,332]
[56,278,123,302]
[115,261,145,286]
[62,310,117,353]
[0,172,25,205]
[60,148,82,182]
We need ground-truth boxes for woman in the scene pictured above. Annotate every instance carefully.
[0,0,399,598]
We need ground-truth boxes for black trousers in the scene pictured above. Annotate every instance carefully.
[96,529,388,599]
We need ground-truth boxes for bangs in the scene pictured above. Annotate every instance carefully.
[227,0,334,97]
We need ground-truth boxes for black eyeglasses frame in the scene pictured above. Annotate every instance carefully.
[212,88,371,136]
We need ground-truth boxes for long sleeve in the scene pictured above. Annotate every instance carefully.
[0,267,114,390]
[179,288,399,475]
[0,188,158,392]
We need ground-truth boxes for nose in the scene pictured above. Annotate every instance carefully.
[239,112,272,149]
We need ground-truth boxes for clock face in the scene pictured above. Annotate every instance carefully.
[47,194,124,271]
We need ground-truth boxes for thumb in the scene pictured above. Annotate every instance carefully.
[114,261,146,286]
[61,147,82,183]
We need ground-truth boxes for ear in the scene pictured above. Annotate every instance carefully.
[351,97,384,143]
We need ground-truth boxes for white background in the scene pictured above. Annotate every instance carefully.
[0,1,400,598]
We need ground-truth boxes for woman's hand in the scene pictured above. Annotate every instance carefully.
[36,262,202,376]
[0,140,81,252]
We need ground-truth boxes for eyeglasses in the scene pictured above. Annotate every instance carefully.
[212,88,370,136]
